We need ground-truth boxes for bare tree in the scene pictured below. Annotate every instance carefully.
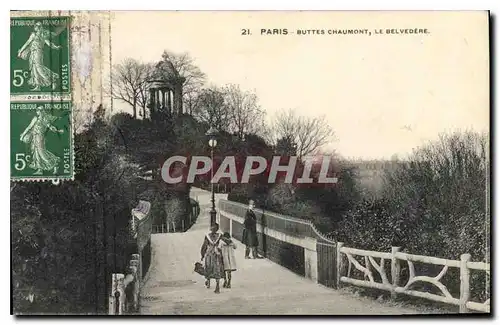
[109,58,151,119]
[158,51,207,115]
[224,84,266,140]
[267,109,299,145]
[269,108,334,158]
[192,86,230,131]
[137,62,156,119]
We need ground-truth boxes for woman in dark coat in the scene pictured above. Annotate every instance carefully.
[242,200,259,259]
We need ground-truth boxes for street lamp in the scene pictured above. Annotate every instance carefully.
[206,126,218,226]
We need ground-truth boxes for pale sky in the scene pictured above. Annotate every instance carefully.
[110,11,489,159]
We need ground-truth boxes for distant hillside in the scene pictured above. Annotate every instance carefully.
[345,160,404,198]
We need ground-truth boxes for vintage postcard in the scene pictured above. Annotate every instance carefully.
[10,10,490,316]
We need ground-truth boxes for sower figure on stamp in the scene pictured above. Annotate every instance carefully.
[200,223,224,294]
[243,200,260,259]
[20,106,64,175]
[17,22,62,91]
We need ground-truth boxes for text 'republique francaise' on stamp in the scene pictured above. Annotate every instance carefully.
[10,15,74,184]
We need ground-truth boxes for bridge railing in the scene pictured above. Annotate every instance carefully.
[218,199,334,243]
[218,199,490,313]
[336,243,490,313]
[218,199,336,286]
[109,200,152,315]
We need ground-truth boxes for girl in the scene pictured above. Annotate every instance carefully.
[200,223,224,293]
[220,232,237,288]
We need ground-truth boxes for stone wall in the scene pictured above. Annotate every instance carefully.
[217,199,342,286]
[219,208,322,281]
[224,217,307,277]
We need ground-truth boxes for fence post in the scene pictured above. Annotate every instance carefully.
[459,253,471,313]
[336,242,344,288]
[132,253,141,280]
[303,237,318,283]
[229,217,233,237]
[129,260,139,312]
[391,247,401,299]
[109,274,125,315]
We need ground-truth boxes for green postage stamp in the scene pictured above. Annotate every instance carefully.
[10,15,73,182]
[11,102,73,181]
[10,16,71,100]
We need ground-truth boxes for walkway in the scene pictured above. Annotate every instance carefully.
[140,188,422,315]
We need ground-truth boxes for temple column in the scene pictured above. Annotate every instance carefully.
[164,89,168,110]
[167,90,172,113]
[160,89,164,109]
[156,89,161,109]
[148,88,155,110]
[155,89,160,110]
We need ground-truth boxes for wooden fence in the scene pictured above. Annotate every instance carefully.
[218,199,490,314]
[336,243,490,313]
[109,200,152,315]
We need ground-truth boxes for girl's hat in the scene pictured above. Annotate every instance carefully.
[222,232,231,238]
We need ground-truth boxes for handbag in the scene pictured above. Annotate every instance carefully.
[194,261,205,276]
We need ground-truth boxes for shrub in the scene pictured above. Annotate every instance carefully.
[227,184,251,204]
[332,131,489,303]
[382,131,488,260]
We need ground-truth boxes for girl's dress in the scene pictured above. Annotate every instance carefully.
[200,232,224,280]
[220,240,237,271]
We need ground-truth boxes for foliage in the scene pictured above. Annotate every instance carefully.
[275,136,297,156]
[381,131,488,260]
[11,114,141,314]
[110,111,176,171]
[331,131,489,302]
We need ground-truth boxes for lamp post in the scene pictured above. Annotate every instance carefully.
[206,127,218,227]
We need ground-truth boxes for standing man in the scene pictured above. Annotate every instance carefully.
[242,200,259,259]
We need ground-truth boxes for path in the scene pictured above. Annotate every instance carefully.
[140,188,423,315]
